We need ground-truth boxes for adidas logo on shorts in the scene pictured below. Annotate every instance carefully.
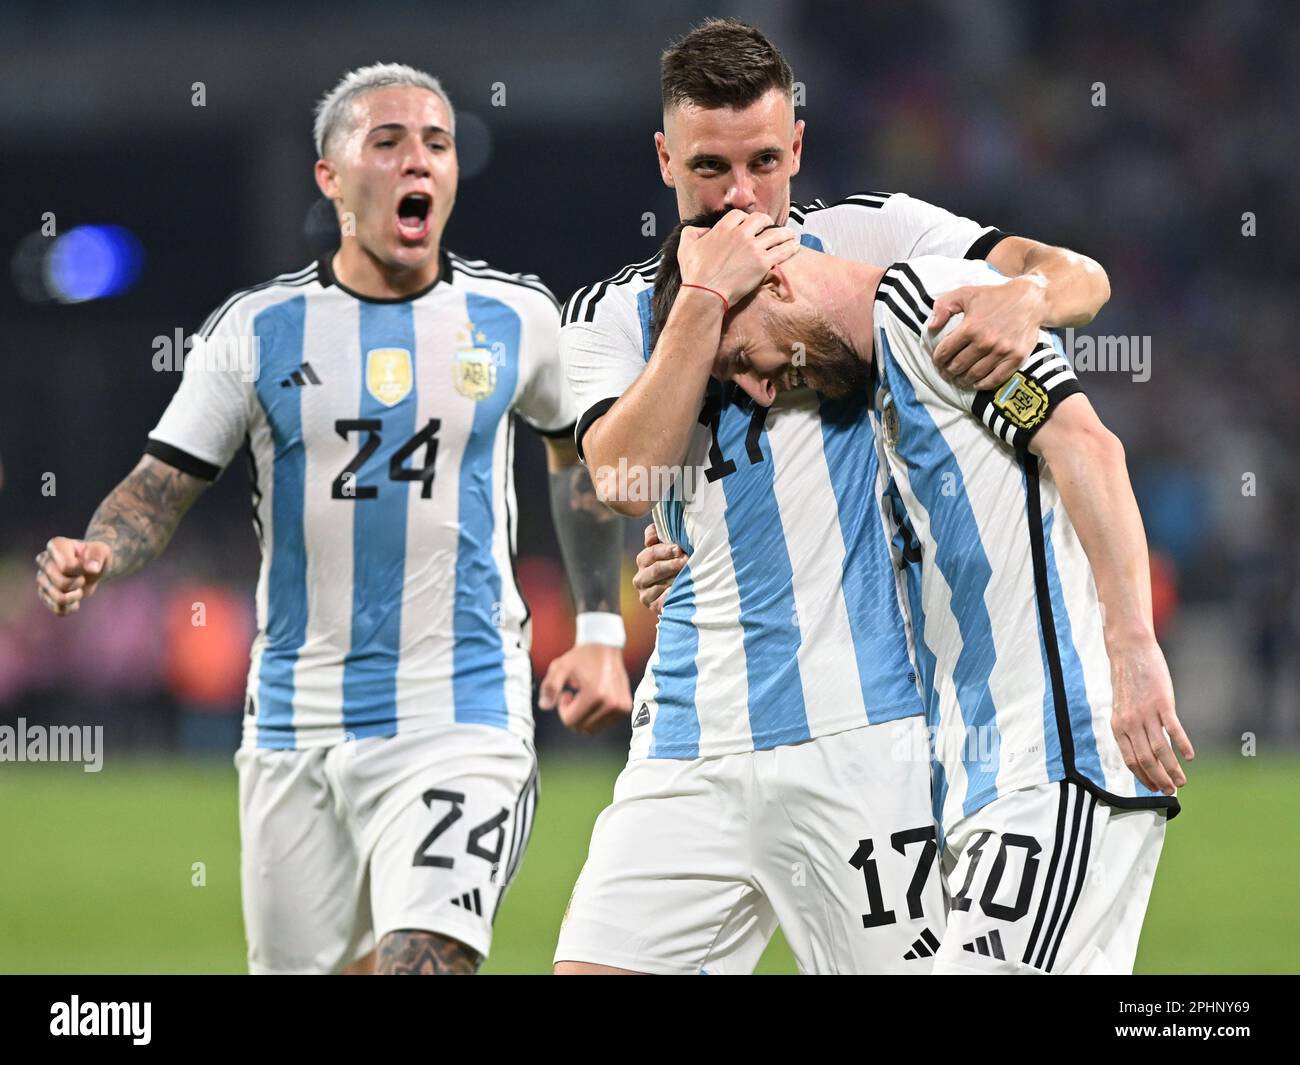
[962,930,1006,960]
[450,888,484,917]
[902,927,941,960]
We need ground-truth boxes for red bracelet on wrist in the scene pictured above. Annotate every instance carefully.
[680,283,730,313]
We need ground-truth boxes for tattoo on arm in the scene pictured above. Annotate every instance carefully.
[376,930,481,975]
[549,462,623,614]
[84,456,209,580]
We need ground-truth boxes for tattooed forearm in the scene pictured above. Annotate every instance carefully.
[376,930,481,975]
[549,460,623,614]
[84,455,208,580]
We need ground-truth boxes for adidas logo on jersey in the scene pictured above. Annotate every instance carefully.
[278,362,322,388]
[961,930,1006,960]
[449,888,484,917]
[632,704,650,727]
[902,927,941,960]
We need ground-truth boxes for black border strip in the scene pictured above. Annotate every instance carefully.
[318,248,452,302]
[144,439,221,481]
[534,420,578,440]
[574,397,618,463]
[966,228,1012,261]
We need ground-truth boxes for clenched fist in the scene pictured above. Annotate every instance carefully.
[35,537,113,616]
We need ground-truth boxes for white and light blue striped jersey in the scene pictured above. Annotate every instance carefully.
[868,255,1179,830]
[147,251,577,750]
[561,192,1004,760]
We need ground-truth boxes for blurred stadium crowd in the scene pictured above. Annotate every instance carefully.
[1,0,1295,755]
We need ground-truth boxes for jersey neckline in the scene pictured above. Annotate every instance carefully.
[317,247,453,304]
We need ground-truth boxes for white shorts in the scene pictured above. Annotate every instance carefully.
[236,723,537,974]
[932,780,1166,974]
[555,718,944,974]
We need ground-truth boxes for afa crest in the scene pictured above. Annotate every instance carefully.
[879,388,900,448]
[454,346,497,401]
[992,371,1049,430]
[365,348,413,407]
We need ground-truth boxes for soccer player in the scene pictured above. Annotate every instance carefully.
[34,63,632,975]
[647,209,1194,973]
[554,19,1112,974]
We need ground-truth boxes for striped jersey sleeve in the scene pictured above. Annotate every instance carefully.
[559,254,660,460]
[790,191,1006,264]
[147,264,318,478]
[876,257,1083,450]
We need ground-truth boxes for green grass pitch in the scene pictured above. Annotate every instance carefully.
[0,751,1294,973]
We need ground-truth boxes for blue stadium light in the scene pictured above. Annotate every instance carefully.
[45,224,143,303]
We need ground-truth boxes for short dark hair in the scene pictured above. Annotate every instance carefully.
[660,18,794,112]
[650,210,731,350]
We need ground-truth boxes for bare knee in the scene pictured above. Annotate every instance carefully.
[377,930,481,975]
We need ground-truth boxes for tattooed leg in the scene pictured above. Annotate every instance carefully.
[376,930,482,975]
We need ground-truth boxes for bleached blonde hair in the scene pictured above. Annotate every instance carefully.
[313,62,455,158]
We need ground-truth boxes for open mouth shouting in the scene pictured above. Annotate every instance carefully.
[396,191,433,242]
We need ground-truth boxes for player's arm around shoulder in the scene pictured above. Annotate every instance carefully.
[888,257,1014,409]
[35,455,210,616]
[930,235,1110,391]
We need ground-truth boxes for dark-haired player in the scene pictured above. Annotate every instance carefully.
[555,19,1111,974]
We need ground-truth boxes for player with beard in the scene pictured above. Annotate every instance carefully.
[555,19,1112,975]
[643,210,1192,974]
